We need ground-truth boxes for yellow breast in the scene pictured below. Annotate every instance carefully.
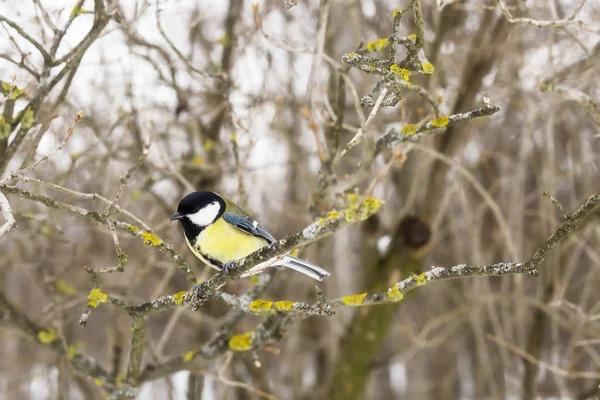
[186,217,269,269]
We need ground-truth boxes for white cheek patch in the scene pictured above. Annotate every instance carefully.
[187,201,221,226]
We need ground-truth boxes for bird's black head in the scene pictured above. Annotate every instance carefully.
[169,192,226,239]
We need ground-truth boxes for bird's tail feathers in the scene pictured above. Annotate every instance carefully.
[272,255,330,281]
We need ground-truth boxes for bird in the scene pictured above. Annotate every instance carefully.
[169,191,330,281]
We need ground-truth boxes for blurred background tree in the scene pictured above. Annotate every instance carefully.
[1,0,599,399]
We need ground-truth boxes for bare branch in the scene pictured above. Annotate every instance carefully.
[495,0,600,33]
[335,81,391,164]
[1,111,83,184]
[0,15,52,64]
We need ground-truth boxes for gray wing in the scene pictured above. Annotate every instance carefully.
[222,212,276,244]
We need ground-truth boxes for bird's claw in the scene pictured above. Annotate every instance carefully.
[193,283,203,299]
[222,261,241,279]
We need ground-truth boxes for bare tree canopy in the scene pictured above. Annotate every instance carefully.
[1,0,599,399]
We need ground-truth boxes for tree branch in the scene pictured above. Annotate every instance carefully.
[0,190,16,238]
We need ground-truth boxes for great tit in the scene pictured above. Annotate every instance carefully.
[169,191,330,281]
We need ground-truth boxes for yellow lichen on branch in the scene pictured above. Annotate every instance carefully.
[344,209,357,222]
[431,116,449,127]
[2,82,25,99]
[413,273,427,286]
[401,124,418,136]
[182,350,197,362]
[360,197,382,220]
[387,286,404,302]
[21,108,35,129]
[38,329,57,344]
[87,288,108,308]
[341,293,368,306]
[141,231,162,247]
[173,291,188,305]
[275,301,294,311]
[326,210,341,220]
[229,332,253,351]
[0,117,10,140]
[422,62,435,75]
[70,4,86,16]
[366,38,390,52]
[249,299,274,312]
[390,64,411,81]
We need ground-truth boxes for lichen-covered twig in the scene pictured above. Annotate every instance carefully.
[210,190,600,354]
[125,316,146,386]
[0,185,197,283]
[522,190,600,271]
[0,190,16,238]
[138,272,276,382]
[374,101,501,154]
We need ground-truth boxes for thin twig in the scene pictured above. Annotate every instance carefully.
[85,219,129,274]
[1,111,83,184]
[488,334,600,379]
[495,0,600,33]
[306,0,330,109]
[102,137,151,217]
[543,191,568,220]
[0,15,52,64]
[335,82,390,164]
[216,353,279,400]
[15,176,152,231]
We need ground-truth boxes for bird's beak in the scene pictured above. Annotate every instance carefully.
[169,212,184,221]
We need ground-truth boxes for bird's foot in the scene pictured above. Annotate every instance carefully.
[193,284,203,299]
[222,260,239,278]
